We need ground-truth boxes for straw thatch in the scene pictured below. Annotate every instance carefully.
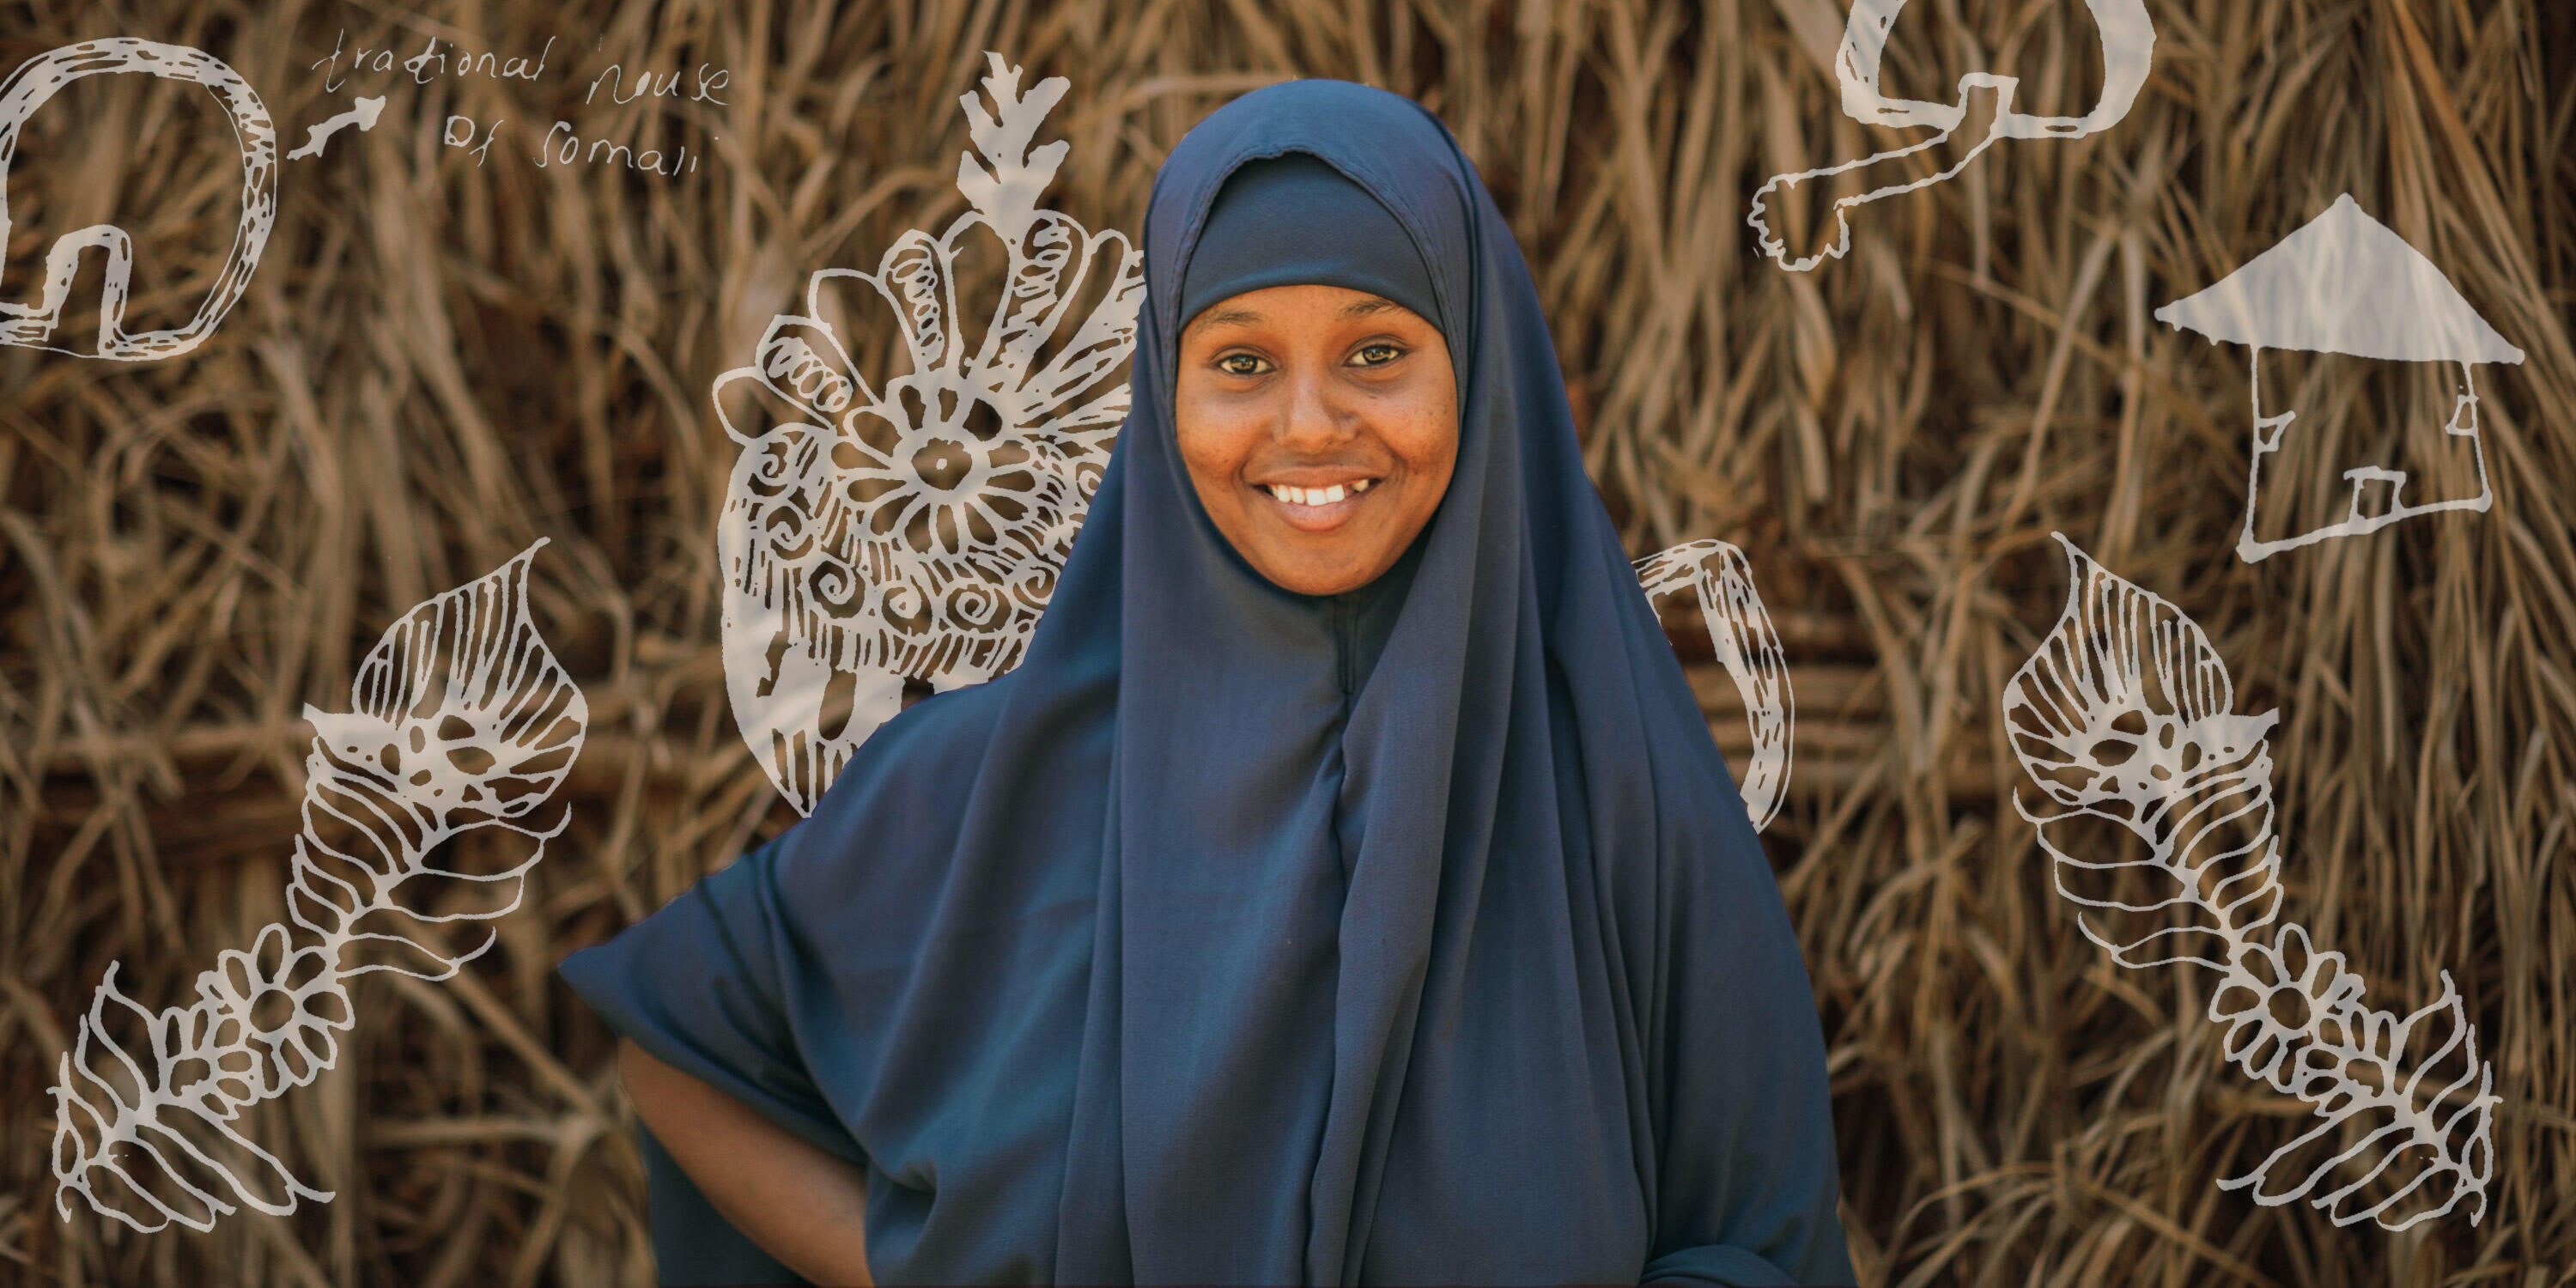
[4,1,2571,1284]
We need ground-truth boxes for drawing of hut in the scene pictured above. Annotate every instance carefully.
[2155,194,2524,562]
[0,39,276,361]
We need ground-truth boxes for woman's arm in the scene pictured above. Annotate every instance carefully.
[619,1037,875,1286]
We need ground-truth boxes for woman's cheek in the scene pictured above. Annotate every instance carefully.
[1397,380,1461,479]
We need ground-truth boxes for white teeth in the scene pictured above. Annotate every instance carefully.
[1266,481,1375,506]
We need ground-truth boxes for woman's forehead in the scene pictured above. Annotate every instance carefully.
[1181,288,1431,343]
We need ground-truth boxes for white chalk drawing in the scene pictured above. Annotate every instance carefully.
[2002,533,2494,1230]
[2155,194,2527,563]
[284,94,386,161]
[717,53,1141,814]
[1748,0,2154,271]
[1636,539,1795,830]
[0,39,277,360]
[52,542,586,1233]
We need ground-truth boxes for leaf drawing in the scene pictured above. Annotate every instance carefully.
[51,540,587,1233]
[717,52,1141,814]
[1636,539,1795,830]
[2001,533,2494,1230]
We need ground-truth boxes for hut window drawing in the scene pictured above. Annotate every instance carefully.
[2156,194,2526,564]
[1747,0,2154,271]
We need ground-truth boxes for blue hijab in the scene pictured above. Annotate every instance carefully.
[562,79,1856,1287]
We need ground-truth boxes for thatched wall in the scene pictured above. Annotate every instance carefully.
[4,1,2571,1284]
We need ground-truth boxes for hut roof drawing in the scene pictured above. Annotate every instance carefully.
[2156,194,2524,365]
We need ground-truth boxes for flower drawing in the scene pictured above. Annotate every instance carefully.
[716,53,1142,815]
[2208,925,2364,1093]
[2002,534,2494,1230]
[52,543,587,1233]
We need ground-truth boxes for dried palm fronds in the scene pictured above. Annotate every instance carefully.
[3,1,2570,1285]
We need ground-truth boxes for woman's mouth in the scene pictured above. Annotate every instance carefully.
[1259,477,1379,531]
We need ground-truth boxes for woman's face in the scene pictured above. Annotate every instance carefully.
[1174,283,1458,596]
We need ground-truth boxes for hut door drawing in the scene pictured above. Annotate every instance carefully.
[0,38,277,361]
[1748,0,2154,271]
[2157,195,2526,563]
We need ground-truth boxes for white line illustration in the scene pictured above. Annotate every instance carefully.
[284,94,386,161]
[1747,0,2154,271]
[1636,540,1795,830]
[2002,533,2494,1230]
[2155,194,2527,563]
[51,542,587,1233]
[716,53,1141,815]
[0,39,277,360]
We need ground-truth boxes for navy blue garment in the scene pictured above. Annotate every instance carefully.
[560,79,1856,1286]
[1180,151,1442,329]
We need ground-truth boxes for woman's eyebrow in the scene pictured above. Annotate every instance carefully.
[1183,306,1265,339]
[1338,295,1401,319]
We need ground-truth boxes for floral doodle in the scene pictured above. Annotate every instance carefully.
[51,542,587,1232]
[2002,534,2494,1230]
[715,53,1142,814]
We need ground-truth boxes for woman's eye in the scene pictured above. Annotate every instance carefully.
[1351,343,1404,367]
[1216,353,1269,376]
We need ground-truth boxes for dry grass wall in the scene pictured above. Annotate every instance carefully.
[3,0,2572,1284]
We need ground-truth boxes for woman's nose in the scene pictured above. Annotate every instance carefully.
[1274,366,1355,449]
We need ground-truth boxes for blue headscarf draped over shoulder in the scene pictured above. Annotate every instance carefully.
[562,79,1856,1286]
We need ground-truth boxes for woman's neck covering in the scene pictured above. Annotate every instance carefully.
[1180,152,1442,333]
[560,78,1856,1287]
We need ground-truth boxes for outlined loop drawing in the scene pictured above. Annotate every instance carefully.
[716,53,1143,815]
[0,39,277,360]
[2155,194,2526,562]
[1636,540,1795,830]
[51,542,586,1232]
[2002,533,2494,1230]
[1748,0,2154,271]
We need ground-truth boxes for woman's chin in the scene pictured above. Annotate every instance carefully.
[1250,542,1393,597]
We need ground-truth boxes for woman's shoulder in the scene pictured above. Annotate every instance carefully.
[794,669,1023,837]
[750,664,1109,967]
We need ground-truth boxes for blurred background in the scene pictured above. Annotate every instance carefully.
[3,0,2572,1284]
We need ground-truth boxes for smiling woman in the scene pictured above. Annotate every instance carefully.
[1173,153,1461,595]
[1190,289,1453,584]
[1176,283,1456,594]
[562,79,1854,1287]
